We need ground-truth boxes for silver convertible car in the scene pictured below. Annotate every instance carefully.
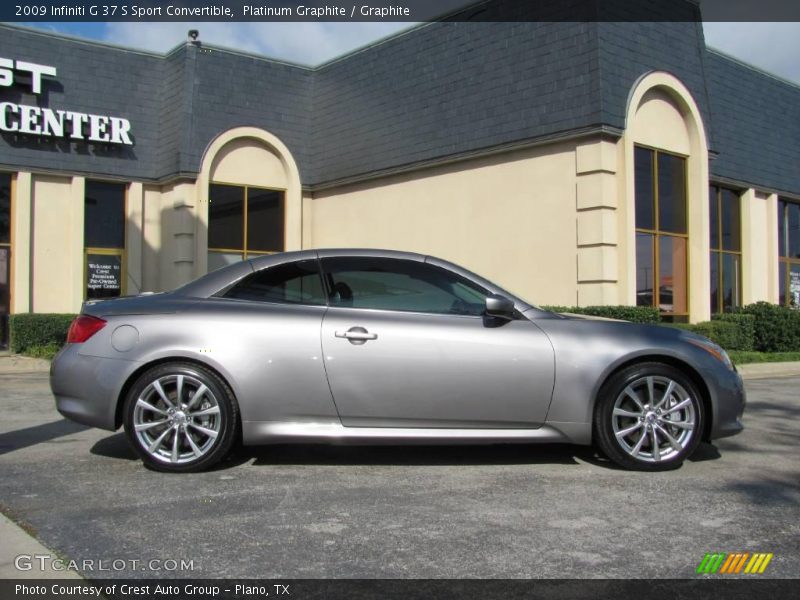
[51,249,745,472]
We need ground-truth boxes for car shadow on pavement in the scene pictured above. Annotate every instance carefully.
[243,443,596,467]
[687,442,722,462]
[90,432,138,460]
[88,435,724,470]
[0,419,88,456]
[89,435,598,468]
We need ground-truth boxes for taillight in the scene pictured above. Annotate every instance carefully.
[66,315,107,343]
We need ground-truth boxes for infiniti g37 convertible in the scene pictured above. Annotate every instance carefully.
[51,249,745,472]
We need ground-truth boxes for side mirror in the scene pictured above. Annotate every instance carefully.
[485,294,515,320]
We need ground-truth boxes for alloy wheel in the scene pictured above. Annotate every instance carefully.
[132,374,222,464]
[611,375,697,464]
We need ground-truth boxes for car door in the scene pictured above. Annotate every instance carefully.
[319,256,555,428]
[213,257,339,424]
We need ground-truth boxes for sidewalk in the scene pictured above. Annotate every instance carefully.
[0,514,83,579]
[0,353,51,373]
[736,361,800,379]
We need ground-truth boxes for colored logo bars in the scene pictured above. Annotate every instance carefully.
[696,552,774,574]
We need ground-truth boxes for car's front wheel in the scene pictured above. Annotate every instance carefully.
[123,362,239,472]
[593,362,704,471]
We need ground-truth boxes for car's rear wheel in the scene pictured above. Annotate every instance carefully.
[593,362,704,471]
[123,362,239,472]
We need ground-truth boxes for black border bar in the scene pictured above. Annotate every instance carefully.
[4,0,800,23]
[3,579,800,600]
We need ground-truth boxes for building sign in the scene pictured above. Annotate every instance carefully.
[87,254,122,299]
[0,58,133,145]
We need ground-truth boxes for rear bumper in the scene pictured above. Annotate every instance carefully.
[50,345,141,431]
[708,366,746,440]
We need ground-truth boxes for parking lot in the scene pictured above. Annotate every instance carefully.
[0,365,798,579]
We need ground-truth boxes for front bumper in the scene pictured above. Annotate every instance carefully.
[50,345,141,431]
[708,365,746,440]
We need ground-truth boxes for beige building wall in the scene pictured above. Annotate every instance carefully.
[308,142,580,307]
[1,123,789,321]
[576,138,621,306]
[30,174,84,313]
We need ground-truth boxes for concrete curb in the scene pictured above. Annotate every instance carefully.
[0,514,83,579]
[0,355,51,373]
[736,361,800,380]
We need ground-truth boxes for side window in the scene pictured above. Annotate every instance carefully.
[223,259,326,306]
[321,257,488,316]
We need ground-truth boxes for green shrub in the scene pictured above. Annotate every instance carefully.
[540,305,660,324]
[22,343,62,360]
[667,321,744,351]
[740,302,800,352]
[9,313,76,354]
[710,313,755,351]
[728,351,800,364]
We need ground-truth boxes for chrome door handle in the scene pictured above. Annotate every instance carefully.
[335,327,378,344]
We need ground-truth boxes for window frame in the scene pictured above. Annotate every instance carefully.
[207,182,286,266]
[634,144,690,321]
[83,180,127,300]
[709,184,743,314]
[320,256,493,319]
[778,197,800,308]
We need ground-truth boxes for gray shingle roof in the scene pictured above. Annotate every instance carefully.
[0,19,798,196]
[705,50,800,195]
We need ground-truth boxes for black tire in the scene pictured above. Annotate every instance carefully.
[593,362,705,471]
[123,362,239,473]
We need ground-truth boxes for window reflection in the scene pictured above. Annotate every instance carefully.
[709,186,742,313]
[634,147,688,319]
[207,183,286,272]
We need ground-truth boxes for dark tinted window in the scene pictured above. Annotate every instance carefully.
[657,153,687,234]
[321,257,488,316]
[634,147,654,230]
[246,189,284,252]
[709,252,719,315]
[720,252,741,311]
[224,260,325,305]
[779,200,787,258]
[788,201,800,259]
[635,233,654,307]
[208,184,244,251]
[709,187,719,250]
[720,188,741,252]
[0,173,10,245]
[85,181,125,248]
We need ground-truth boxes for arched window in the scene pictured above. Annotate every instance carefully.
[634,145,688,322]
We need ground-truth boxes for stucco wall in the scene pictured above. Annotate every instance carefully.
[308,143,579,307]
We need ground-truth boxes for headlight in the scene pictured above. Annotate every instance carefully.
[687,337,734,370]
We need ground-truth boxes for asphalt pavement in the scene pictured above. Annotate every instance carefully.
[0,359,798,579]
